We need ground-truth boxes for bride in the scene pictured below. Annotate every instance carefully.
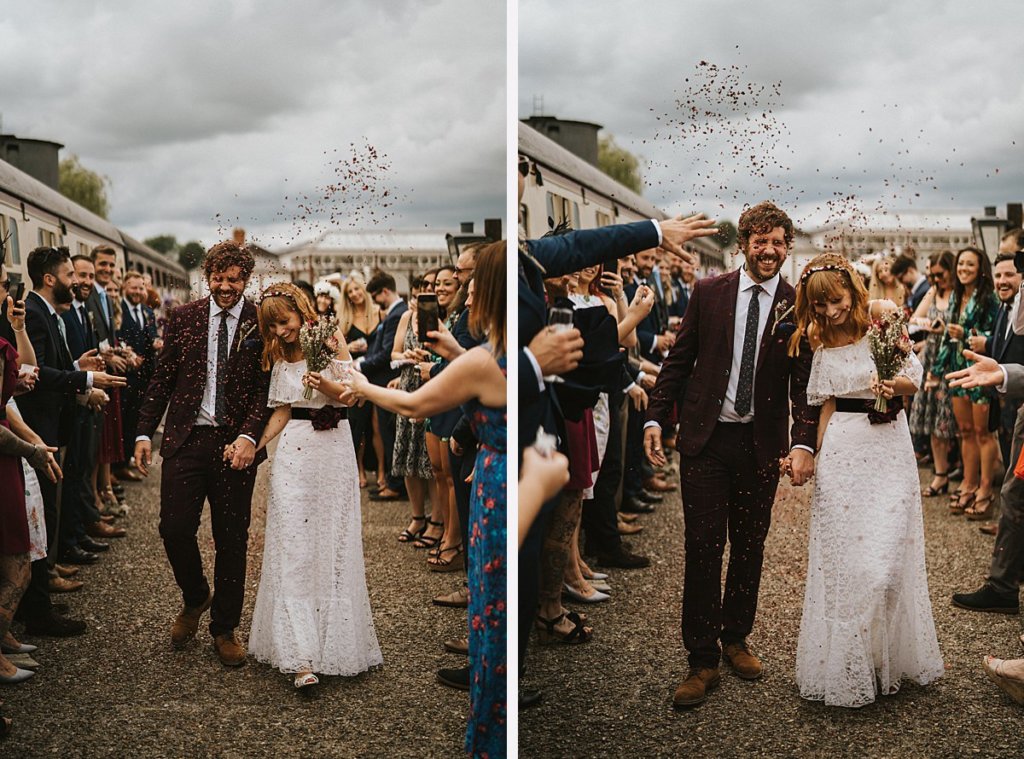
[788,253,943,707]
[246,282,382,688]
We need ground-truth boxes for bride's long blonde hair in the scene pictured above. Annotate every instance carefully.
[788,253,872,356]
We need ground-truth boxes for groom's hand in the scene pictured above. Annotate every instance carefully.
[228,437,256,470]
[644,426,667,468]
[134,440,152,477]
[946,350,1004,389]
[789,448,815,487]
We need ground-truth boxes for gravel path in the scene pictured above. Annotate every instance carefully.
[520,466,1024,758]
[2,449,471,758]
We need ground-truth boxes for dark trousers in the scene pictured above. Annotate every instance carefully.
[989,407,1024,596]
[518,499,554,675]
[59,406,102,553]
[158,427,258,637]
[118,381,143,469]
[679,422,779,669]
[582,391,624,556]
[622,402,645,500]
[452,448,472,549]
[376,406,404,493]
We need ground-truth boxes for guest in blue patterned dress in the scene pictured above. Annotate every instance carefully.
[308,241,507,757]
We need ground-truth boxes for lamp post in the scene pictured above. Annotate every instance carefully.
[971,206,1008,260]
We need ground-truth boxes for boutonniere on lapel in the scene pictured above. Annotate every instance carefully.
[234,320,258,352]
[771,299,796,338]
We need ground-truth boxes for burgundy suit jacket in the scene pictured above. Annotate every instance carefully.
[137,297,271,460]
[646,269,818,468]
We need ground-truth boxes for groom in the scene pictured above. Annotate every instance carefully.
[134,241,271,666]
[644,201,820,707]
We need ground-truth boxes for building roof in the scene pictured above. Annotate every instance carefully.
[809,209,973,234]
[276,228,454,256]
[0,157,123,243]
[519,121,667,222]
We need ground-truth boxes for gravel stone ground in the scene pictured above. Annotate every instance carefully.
[520,466,1024,758]
[2,449,472,758]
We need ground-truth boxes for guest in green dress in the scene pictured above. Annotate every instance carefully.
[929,246,1000,519]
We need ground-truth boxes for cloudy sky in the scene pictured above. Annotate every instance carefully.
[520,0,1023,233]
[2,0,505,250]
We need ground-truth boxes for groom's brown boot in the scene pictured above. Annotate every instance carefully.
[170,593,213,648]
[672,667,720,708]
[723,642,763,680]
[213,632,247,667]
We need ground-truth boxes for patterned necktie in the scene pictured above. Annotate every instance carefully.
[734,284,763,417]
[215,310,230,423]
[53,313,72,365]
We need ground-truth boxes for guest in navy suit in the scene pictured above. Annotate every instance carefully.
[358,271,409,500]
[58,256,125,568]
[892,253,931,316]
[117,271,159,476]
[666,249,697,320]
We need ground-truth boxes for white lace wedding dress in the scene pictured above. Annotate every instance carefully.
[795,336,943,707]
[249,360,383,675]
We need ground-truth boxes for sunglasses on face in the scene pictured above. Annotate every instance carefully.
[518,159,530,177]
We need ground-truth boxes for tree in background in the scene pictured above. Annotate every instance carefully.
[179,241,205,270]
[144,235,178,255]
[598,134,643,195]
[58,154,111,219]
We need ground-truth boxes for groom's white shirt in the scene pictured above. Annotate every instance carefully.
[720,268,779,423]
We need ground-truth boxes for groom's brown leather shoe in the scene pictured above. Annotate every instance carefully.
[213,632,247,667]
[723,642,763,680]
[672,667,720,708]
[170,593,213,648]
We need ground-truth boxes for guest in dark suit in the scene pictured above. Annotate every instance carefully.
[970,254,1024,465]
[57,256,125,570]
[359,271,409,501]
[666,249,697,320]
[17,246,126,636]
[117,270,159,478]
[134,240,271,666]
[644,202,820,708]
[892,253,931,314]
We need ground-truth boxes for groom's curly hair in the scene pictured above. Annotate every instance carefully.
[737,202,794,251]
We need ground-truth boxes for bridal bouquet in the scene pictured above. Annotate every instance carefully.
[299,315,339,400]
[866,308,912,413]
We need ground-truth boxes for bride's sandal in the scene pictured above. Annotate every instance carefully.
[965,494,995,521]
[535,611,592,645]
[923,472,949,497]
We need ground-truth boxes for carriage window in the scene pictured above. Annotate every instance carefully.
[595,211,611,228]
[38,228,58,248]
[0,216,20,265]
[545,191,575,230]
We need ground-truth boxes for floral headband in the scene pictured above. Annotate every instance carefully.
[799,262,853,283]
[258,287,299,306]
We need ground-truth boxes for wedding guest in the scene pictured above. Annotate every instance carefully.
[360,273,408,502]
[421,265,464,570]
[891,253,930,312]
[908,251,958,497]
[929,246,1000,520]
[339,277,380,489]
[968,254,1024,467]
[314,281,340,319]
[116,271,158,480]
[868,253,905,305]
[248,282,381,689]
[324,241,507,757]
[16,246,125,636]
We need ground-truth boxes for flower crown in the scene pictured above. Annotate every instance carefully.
[799,262,852,283]
[258,287,298,305]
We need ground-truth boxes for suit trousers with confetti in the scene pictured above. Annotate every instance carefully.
[679,420,780,670]
[158,426,258,637]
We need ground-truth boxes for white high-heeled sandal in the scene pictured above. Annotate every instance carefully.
[294,672,319,689]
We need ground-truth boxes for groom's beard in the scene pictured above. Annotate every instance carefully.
[744,252,784,282]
